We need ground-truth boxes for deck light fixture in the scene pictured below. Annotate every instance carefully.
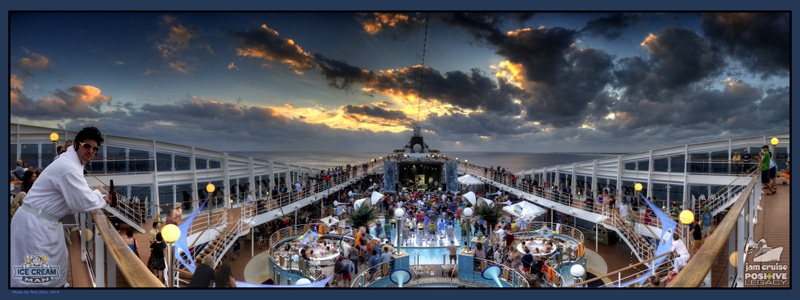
[729,251,738,268]
[50,132,59,142]
[161,224,181,288]
[206,183,215,193]
[771,138,779,146]
[679,210,694,224]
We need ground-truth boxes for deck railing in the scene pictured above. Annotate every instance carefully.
[668,171,760,287]
[89,210,164,287]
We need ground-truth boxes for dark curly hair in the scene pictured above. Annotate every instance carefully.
[73,126,104,151]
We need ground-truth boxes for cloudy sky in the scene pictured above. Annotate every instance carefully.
[9,12,790,153]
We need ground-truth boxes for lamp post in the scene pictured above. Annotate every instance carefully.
[394,208,405,254]
[570,264,586,286]
[463,207,473,253]
[50,132,59,159]
[634,183,643,209]
[680,209,694,249]
[771,138,779,170]
[206,183,215,223]
[161,224,181,287]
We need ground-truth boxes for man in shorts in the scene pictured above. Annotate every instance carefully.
[447,240,459,264]
[689,219,702,255]
[759,145,776,195]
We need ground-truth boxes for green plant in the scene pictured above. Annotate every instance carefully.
[347,202,377,229]
[474,202,503,232]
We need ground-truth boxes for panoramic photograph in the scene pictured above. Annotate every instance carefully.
[7,11,790,290]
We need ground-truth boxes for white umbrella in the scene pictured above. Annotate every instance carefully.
[480,197,495,207]
[353,197,367,210]
[320,216,339,227]
[458,174,483,185]
[370,191,385,205]
[462,191,477,206]
[503,201,546,222]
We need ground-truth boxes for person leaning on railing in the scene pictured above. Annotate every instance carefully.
[10,126,111,288]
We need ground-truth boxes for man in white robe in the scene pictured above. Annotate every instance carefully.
[671,233,691,272]
[11,127,110,287]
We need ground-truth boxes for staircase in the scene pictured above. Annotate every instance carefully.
[104,195,147,233]
[602,209,653,262]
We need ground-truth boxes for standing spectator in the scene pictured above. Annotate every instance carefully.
[759,146,776,195]
[188,255,216,287]
[769,155,778,191]
[214,263,237,288]
[741,149,753,171]
[10,127,110,287]
[333,256,352,287]
[732,152,742,173]
[700,208,712,241]
[379,246,393,264]
[689,219,702,255]
[447,240,458,264]
[150,232,167,281]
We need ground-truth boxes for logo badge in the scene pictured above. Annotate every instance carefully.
[14,254,60,283]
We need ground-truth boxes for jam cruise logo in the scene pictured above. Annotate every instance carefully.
[14,254,60,283]
[744,239,789,286]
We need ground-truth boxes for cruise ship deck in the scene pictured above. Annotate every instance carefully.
[10,123,791,288]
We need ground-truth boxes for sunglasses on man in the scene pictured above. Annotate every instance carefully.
[78,142,100,152]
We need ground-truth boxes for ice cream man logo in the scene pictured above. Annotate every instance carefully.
[744,239,789,286]
[13,254,60,283]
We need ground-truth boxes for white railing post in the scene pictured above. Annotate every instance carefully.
[95,223,105,287]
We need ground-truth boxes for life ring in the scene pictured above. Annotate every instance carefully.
[577,242,584,257]
[547,266,555,282]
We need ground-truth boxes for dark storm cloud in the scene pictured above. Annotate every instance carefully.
[614,26,724,103]
[522,46,615,127]
[424,110,538,137]
[580,13,642,40]
[314,56,524,116]
[313,54,374,89]
[603,80,770,134]
[439,12,530,45]
[232,25,314,73]
[440,17,616,127]
[640,27,724,88]
[342,104,410,121]
[700,13,790,77]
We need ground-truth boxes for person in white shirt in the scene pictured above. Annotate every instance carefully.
[671,233,690,272]
[11,127,110,287]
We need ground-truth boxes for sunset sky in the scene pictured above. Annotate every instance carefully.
[9,12,790,152]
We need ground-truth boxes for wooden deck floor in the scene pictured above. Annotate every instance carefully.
[744,182,791,288]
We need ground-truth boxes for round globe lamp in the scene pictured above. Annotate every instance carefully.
[50,133,59,142]
[771,138,779,146]
[679,210,694,225]
[206,183,215,194]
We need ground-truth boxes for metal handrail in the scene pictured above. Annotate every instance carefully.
[470,256,530,288]
[566,251,672,287]
[668,172,758,287]
[349,260,394,287]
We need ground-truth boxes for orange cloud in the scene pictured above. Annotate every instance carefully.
[18,48,50,71]
[69,85,111,109]
[360,13,411,35]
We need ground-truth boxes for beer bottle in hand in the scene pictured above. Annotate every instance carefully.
[109,179,118,207]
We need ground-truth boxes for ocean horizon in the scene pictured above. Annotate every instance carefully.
[231,151,613,173]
